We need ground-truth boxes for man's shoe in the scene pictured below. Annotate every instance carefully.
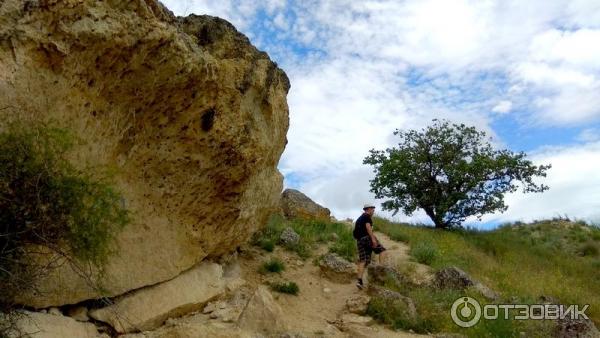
[356,279,364,290]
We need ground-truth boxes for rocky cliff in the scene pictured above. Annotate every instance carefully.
[0,0,289,308]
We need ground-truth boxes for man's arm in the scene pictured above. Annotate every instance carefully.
[366,223,378,247]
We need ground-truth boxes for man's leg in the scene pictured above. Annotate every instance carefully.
[357,261,366,280]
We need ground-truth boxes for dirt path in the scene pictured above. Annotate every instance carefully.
[238,232,434,337]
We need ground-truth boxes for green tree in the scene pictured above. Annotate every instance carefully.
[363,119,551,229]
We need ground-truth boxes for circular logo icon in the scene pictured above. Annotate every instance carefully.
[451,296,482,328]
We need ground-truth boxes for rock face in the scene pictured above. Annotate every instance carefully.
[0,0,290,307]
[280,189,331,220]
[89,262,226,333]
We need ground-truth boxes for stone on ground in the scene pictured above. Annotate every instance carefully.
[10,311,100,338]
[89,262,226,333]
[238,285,288,335]
[318,253,356,284]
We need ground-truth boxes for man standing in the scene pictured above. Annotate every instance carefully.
[353,203,386,289]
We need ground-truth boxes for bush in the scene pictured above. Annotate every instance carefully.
[579,242,599,257]
[260,258,285,274]
[270,281,299,295]
[0,121,128,319]
[410,241,439,265]
[367,296,433,333]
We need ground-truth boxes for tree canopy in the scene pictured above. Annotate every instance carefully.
[363,119,551,228]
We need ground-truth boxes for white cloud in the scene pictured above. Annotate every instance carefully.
[160,0,600,225]
[492,100,513,114]
[479,142,600,225]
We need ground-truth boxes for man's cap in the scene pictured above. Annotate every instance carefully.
[363,203,376,210]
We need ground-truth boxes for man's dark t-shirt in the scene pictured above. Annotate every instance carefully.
[353,213,372,239]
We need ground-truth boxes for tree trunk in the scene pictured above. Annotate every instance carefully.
[423,207,447,229]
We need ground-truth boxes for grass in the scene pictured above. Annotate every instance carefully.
[373,216,600,336]
[409,241,439,265]
[259,258,285,274]
[252,214,356,261]
[270,281,299,295]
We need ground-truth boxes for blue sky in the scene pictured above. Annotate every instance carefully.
[163,0,600,227]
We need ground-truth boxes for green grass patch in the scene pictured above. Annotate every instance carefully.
[410,241,439,265]
[373,216,600,331]
[270,281,299,295]
[259,258,285,274]
[252,214,356,260]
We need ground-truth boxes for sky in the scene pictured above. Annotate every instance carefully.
[162,0,600,228]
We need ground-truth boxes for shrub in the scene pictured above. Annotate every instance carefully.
[410,241,439,265]
[579,242,599,257]
[0,121,128,321]
[270,281,299,295]
[260,258,285,274]
[258,239,275,252]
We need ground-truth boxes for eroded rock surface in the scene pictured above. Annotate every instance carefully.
[0,0,289,308]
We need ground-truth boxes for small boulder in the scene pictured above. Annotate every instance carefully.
[66,306,89,322]
[340,313,375,326]
[280,227,300,246]
[318,253,356,284]
[368,285,418,321]
[554,316,600,338]
[367,264,411,288]
[434,266,499,300]
[48,307,62,316]
[280,189,331,221]
[433,267,474,289]
[346,295,371,315]
[238,286,288,335]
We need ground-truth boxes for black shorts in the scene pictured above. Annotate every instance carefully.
[357,236,386,265]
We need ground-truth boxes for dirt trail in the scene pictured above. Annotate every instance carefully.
[238,231,434,337]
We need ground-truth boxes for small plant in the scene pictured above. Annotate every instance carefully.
[410,241,439,265]
[0,120,128,333]
[260,258,285,274]
[270,281,299,295]
[258,239,275,252]
[579,242,599,257]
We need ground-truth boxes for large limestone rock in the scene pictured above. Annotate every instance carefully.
[238,286,288,335]
[0,0,289,307]
[9,311,101,338]
[89,262,226,333]
[280,189,331,220]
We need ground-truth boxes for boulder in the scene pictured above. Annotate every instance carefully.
[238,286,288,335]
[89,262,226,333]
[9,311,100,338]
[554,316,600,338]
[433,267,499,300]
[1,0,289,308]
[368,285,418,321]
[280,227,300,246]
[346,295,371,315]
[121,320,250,338]
[367,264,412,288]
[433,267,474,289]
[280,189,331,221]
[318,253,356,284]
